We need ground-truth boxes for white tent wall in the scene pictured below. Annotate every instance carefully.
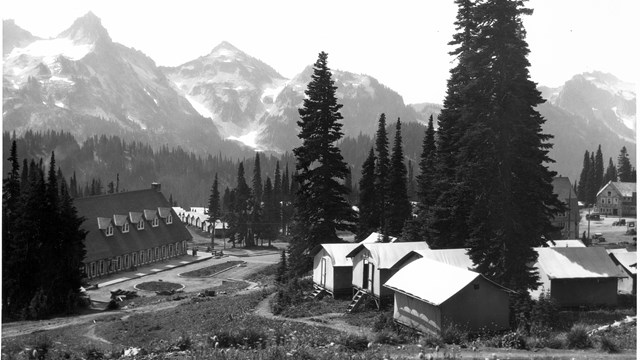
[394,292,442,335]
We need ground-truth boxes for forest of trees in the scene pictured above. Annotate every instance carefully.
[577,145,636,205]
[3,141,87,320]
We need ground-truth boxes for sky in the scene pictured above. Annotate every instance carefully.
[2,0,638,104]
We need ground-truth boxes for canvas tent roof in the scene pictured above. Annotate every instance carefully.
[359,232,398,243]
[346,242,429,269]
[545,239,586,248]
[385,258,485,306]
[311,243,360,267]
[407,248,476,271]
[610,252,637,275]
[534,247,627,279]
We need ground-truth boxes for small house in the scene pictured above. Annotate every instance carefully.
[608,251,637,294]
[384,258,511,335]
[532,247,627,306]
[346,242,429,306]
[311,243,359,297]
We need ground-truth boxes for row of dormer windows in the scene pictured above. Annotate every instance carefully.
[104,213,172,237]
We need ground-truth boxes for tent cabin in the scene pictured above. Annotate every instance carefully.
[346,242,430,304]
[532,247,627,306]
[359,232,398,243]
[311,243,359,297]
[392,248,475,271]
[608,251,637,294]
[384,258,511,335]
[545,239,586,248]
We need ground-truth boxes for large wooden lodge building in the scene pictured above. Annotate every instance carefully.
[74,183,192,280]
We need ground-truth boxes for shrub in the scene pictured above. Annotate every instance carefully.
[372,312,396,332]
[338,333,369,352]
[566,323,591,349]
[170,335,192,351]
[373,330,407,345]
[530,290,559,334]
[33,335,53,360]
[599,335,620,353]
[500,331,526,349]
[83,346,105,360]
[28,289,49,320]
[441,323,468,345]
[546,333,566,349]
[106,299,120,310]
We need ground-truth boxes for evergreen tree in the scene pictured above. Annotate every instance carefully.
[276,250,288,283]
[2,140,21,317]
[273,161,282,233]
[262,177,278,246]
[577,150,590,202]
[604,157,618,184]
[407,160,416,201]
[439,0,564,290]
[617,146,633,182]
[357,148,378,240]
[385,119,412,237]
[289,52,357,276]
[208,173,221,246]
[587,152,597,204]
[595,145,604,189]
[374,113,390,233]
[345,166,353,203]
[233,162,251,247]
[252,153,263,202]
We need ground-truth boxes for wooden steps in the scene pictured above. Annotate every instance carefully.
[346,289,367,313]
[308,285,327,300]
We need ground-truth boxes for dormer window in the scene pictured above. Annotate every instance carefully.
[166,214,173,225]
[122,222,129,233]
[137,221,144,230]
[152,217,159,227]
[106,225,114,237]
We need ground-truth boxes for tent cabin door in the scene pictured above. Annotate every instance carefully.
[362,259,374,293]
[320,258,327,287]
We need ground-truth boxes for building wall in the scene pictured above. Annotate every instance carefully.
[596,185,636,216]
[333,267,353,296]
[393,293,442,335]
[440,278,510,332]
[85,240,187,280]
[550,278,619,307]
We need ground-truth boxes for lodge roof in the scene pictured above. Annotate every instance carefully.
[74,188,192,263]
[534,247,626,279]
[597,181,637,198]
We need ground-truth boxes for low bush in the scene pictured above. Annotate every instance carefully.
[599,335,620,353]
[83,346,105,360]
[373,330,407,345]
[338,333,369,352]
[546,333,566,349]
[420,333,444,348]
[566,323,591,349]
[441,323,468,345]
[500,330,527,349]
[106,299,120,310]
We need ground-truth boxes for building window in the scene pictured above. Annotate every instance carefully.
[125,254,130,269]
[607,191,611,196]
[133,252,137,266]
[167,214,173,225]
[601,199,605,204]
[99,260,104,275]
[155,248,159,260]
[152,218,159,227]
[137,221,144,230]
[162,246,166,258]
[148,249,152,261]
[106,225,114,236]
[123,222,129,233]
[91,262,96,278]
[615,198,618,204]
[117,256,122,270]
[608,199,611,204]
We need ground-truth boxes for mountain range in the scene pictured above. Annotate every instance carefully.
[3,13,636,182]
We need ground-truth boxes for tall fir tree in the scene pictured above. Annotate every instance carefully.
[233,162,252,247]
[577,150,590,202]
[617,146,633,182]
[289,52,357,276]
[251,153,264,244]
[385,119,412,237]
[604,157,618,184]
[407,160,416,201]
[595,145,604,189]
[438,0,564,290]
[587,152,597,204]
[357,148,378,240]
[374,113,390,233]
[2,140,21,317]
[262,177,278,246]
[208,173,221,246]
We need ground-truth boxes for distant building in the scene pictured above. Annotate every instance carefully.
[595,181,636,217]
[74,184,192,280]
[550,177,580,239]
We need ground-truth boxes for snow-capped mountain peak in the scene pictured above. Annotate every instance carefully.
[57,11,111,45]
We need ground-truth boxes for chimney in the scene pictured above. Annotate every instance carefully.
[151,182,161,192]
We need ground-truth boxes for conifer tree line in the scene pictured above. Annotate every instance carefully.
[208,156,297,248]
[577,145,636,205]
[3,140,87,320]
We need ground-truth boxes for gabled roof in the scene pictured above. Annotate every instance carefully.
[143,209,158,220]
[157,207,171,218]
[534,247,626,279]
[411,248,476,271]
[359,232,398,243]
[129,212,143,223]
[597,181,637,197]
[384,258,505,306]
[311,243,359,267]
[552,177,577,200]
[346,242,430,269]
[610,252,637,275]
[97,217,112,230]
[113,214,128,226]
[74,189,192,263]
[545,239,586,248]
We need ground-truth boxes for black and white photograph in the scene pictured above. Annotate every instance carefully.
[2,0,637,358]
